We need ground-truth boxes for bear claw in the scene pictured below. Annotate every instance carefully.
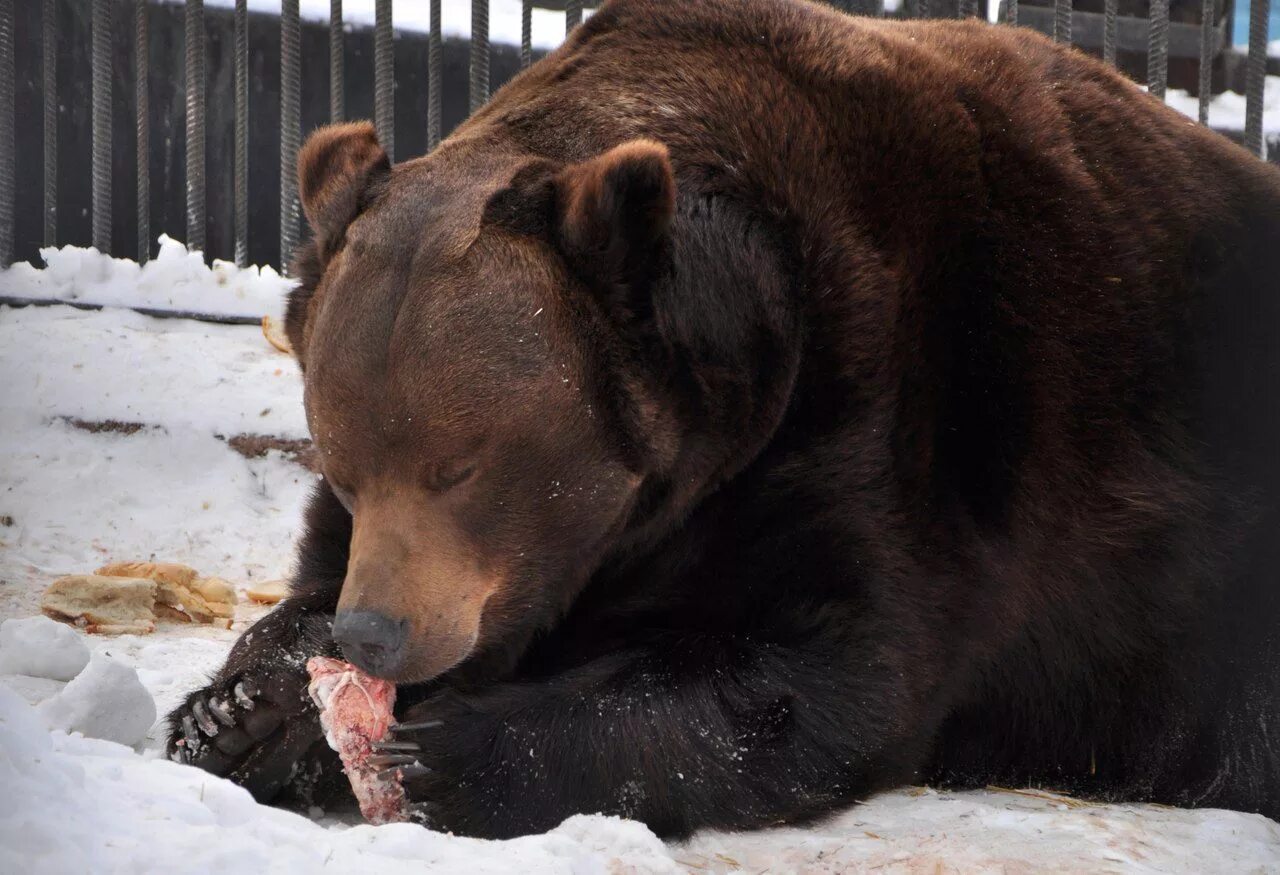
[180,714,202,756]
[389,719,442,732]
[208,697,237,726]
[371,740,419,752]
[368,753,419,768]
[391,764,432,781]
[192,699,220,736]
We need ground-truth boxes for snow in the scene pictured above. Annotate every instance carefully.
[0,616,89,681]
[37,651,157,747]
[1,247,1279,871]
[0,298,312,627]
[1166,75,1280,136]
[171,0,581,51]
[0,234,293,320]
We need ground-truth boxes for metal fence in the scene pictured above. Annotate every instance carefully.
[0,0,1274,271]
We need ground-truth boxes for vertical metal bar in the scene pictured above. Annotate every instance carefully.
[471,0,490,114]
[1197,0,1214,125]
[1007,0,1017,25]
[1244,0,1270,155]
[918,0,931,19]
[43,0,56,248]
[566,0,583,31]
[185,0,206,255]
[428,0,441,148]
[280,0,301,269]
[521,0,531,69]
[136,0,149,262]
[375,0,393,159]
[234,0,248,267]
[92,0,112,254]
[1148,0,1170,100]
[1054,0,1072,42]
[0,0,11,267]
[1103,0,1117,64]
[330,0,343,123]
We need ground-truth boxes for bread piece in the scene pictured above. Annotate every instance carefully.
[96,561,198,588]
[95,562,237,627]
[153,577,236,626]
[245,579,289,605]
[41,575,157,635]
[262,315,294,355]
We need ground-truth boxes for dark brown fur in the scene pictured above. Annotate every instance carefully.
[170,0,1280,838]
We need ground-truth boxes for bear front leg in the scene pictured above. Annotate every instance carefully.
[385,632,928,839]
[165,481,351,804]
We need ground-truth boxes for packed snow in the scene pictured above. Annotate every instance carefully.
[0,234,293,320]
[37,649,157,747]
[1,246,1278,872]
[1166,75,1280,136]
[0,616,89,681]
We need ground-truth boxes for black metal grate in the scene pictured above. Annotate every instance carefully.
[375,0,394,159]
[136,0,149,262]
[280,0,301,269]
[43,0,56,248]
[91,0,111,255]
[1,0,1273,274]
[471,0,490,114]
[331,0,345,123]
[234,0,248,267]
[0,0,10,268]
[185,0,206,254]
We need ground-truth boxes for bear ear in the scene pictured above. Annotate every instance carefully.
[554,140,676,310]
[481,159,559,237]
[297,121,390,251]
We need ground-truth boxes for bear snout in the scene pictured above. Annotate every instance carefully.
[332,610,410,677]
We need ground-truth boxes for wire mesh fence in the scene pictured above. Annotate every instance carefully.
[0,0,1274,274]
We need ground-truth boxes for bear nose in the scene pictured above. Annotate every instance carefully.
[332,610,408,677]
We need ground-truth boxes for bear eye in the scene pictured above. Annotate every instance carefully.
[429,460,477,494]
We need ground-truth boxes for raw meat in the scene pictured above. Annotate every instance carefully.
[305,656,409,825]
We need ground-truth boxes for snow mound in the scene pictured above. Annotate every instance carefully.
[0,235,294,321]
[37,651,157,748]
[0,685,681,875]
[0,616,90,681]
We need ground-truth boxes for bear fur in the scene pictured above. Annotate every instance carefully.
[168,0,1280,838]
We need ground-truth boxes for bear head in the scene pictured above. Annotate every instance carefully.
[283,122,683,683]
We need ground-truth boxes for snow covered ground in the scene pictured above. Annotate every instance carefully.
[1,248,1279,872]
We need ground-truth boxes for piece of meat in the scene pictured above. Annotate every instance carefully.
[306,656,409,825]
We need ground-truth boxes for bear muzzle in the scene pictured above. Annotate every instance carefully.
[335,498,496,682]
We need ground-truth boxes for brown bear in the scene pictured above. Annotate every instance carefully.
[168,0,1280,838]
